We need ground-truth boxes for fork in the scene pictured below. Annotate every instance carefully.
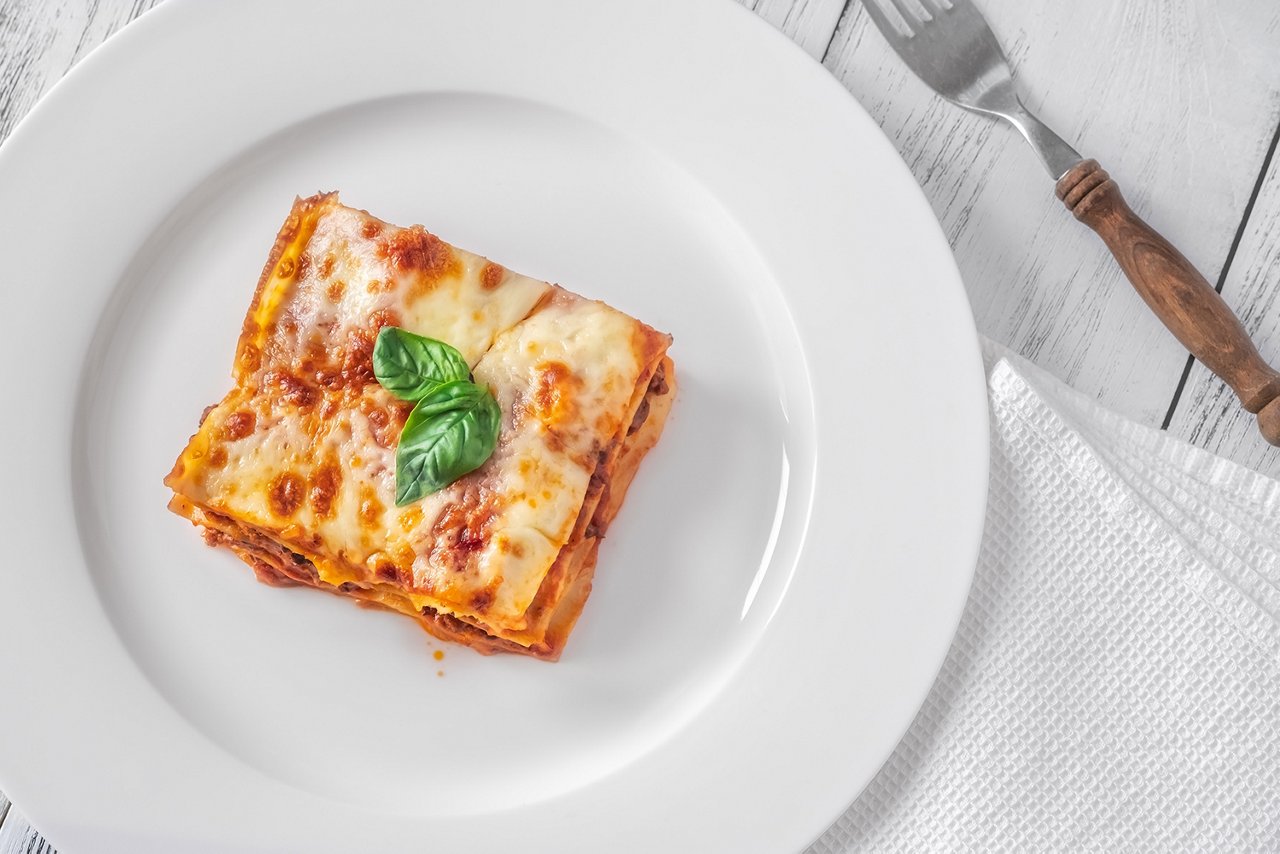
[863,0,1280,446]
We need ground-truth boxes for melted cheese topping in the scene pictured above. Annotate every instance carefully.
[167,194,670,638]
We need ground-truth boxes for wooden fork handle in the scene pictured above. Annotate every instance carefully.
[1057,159,1280,446]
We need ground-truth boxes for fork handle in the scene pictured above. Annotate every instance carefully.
[1056,159,1280,446]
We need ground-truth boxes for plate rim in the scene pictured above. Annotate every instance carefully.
[0,1,989,851]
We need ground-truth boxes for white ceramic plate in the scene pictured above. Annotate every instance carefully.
[0,1,987,851]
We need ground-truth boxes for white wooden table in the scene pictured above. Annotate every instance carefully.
[2,0,1278,850]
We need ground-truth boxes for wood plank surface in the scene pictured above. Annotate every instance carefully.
[0,805,55,854]
[1167,124,1280,476]
[2,0,1280,850]
[822,0,1280,426]
[0,0,162,140]
[736,0,846,58]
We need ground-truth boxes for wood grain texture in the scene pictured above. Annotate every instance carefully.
[0,806,55,854]
[824,0,1280,425]
[1168,125,1280,475]
[1058,158,1280,443]
[735,0,847,58]
[0,0,162,141]
[1,0,1278,849]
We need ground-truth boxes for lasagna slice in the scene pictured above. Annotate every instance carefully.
[166,193,674,660]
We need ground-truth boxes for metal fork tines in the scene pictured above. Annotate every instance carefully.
[862,0,1082,179]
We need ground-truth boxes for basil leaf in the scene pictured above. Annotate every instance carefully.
[373,327,471,402]
[395,380,502,506]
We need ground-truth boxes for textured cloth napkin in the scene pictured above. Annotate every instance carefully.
[812,342,1280,852]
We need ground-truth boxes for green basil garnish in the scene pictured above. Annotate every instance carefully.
[394,381,502,506]
[373,326,471,402]
[371,328,502,506]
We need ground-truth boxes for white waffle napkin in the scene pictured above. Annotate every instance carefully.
[812,341,1280,852]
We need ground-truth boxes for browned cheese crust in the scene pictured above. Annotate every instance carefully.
[166,193,675,661]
